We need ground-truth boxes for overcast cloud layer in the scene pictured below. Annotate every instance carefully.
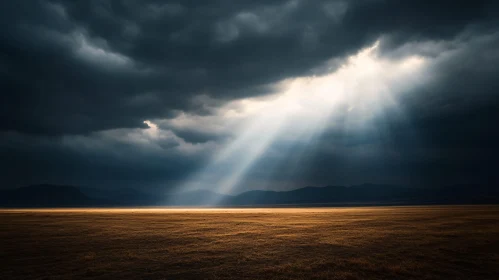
[1,0,498,192]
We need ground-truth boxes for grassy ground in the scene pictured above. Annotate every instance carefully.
[1,206,498,279]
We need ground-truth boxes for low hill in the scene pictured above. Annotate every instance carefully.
[0,184,107,207]
[227,184,499,206]
[1,183,498,207]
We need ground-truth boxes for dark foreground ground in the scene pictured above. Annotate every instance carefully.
[1,206,498,280]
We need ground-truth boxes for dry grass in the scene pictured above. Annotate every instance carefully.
[1,206,498,279]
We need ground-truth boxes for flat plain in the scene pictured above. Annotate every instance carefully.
[1,206,498,280]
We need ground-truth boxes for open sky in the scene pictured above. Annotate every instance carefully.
[1,0,498,194]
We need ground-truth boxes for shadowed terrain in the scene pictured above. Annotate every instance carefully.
[1,206,499,279]
[2,184,498,207]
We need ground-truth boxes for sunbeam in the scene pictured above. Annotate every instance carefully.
[168,40,428,205]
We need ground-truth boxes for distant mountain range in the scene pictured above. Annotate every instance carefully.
[1,183,498,207]
[0,185,106,207]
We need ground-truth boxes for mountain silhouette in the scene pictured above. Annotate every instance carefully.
[226,184,499,206]
[0,184,108,207]
[1,183,498,207]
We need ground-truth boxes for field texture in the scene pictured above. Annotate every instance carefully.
[1,206,498,279]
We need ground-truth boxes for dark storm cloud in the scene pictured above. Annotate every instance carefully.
[1,0,499,190]
[1,0,496,135]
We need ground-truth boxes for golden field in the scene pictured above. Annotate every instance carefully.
[1,206,498,279]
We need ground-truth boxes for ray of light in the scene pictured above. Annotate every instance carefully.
[167,40,428,205]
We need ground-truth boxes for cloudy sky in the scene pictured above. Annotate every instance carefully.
[1,0,498,193]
